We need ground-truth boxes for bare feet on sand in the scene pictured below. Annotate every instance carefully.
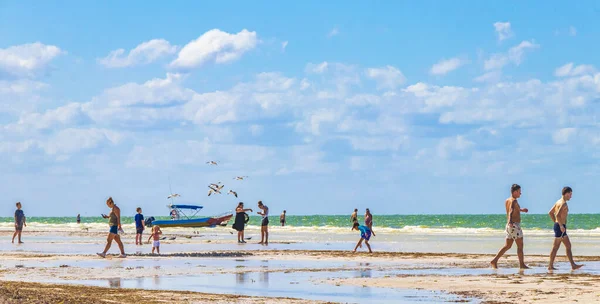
[490,261,498,269]
[572,264,583,270]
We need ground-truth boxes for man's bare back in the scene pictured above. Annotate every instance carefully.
[550,199,568,225]
[505,197,521,223]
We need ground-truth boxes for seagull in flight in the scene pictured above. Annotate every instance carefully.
[206,161,218,166]
[227,190,238,198]
[208,183,224,196]
[234,176,248,180]
[167,194,181,199]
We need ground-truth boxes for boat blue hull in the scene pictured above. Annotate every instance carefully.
[150,214,233,228]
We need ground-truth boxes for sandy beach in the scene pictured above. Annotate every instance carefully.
[2,237,600,304]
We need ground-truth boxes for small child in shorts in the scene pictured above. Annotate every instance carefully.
[147,225,162,254]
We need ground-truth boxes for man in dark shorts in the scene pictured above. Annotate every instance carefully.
[548,187,583,270]
[135,207,145,245]
[12,202,26,244]
[280,210,286,226]
[257,201,269,245]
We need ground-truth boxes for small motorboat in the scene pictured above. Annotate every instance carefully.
[148,204,233,228]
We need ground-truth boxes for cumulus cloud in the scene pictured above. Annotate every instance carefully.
[366,65,406,90]
[430,57,467,75]
[281,41,288,52]
[484,40,539,71]
[552,128,577,144]
[554,63,596,77]
[493,22,513,42]
[437,135,475,159]
[98,39,177,68]
[0,42,65,78]
[169,29,258,70]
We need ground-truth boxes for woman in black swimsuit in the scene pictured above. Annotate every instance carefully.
[232,202,253,243]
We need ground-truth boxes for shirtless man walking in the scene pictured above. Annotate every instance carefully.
[490,184,529,269]
[548,186,583,271]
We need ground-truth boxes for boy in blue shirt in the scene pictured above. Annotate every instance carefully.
[135,207,145,245]
[352,222,372,253]
[12,202,26,244]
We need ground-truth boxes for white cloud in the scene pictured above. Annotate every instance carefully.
[554,63,596,77]
[98,39,177,68]
[569,26,577,36]
[366,65,406,90]
[430,57,467,75]
[552,128,577,144]
[249,124,264,136]
[305,62,329,74]
[484,40,539,70]
[493,22,513,42]
[6,103,88,132]
[169,29,258,70]
[281,41,288,52]
[437,135,475,159]
[0,42,65,78]
[31,128,123,156]
[328,27,339,38]
[474,71,502,83]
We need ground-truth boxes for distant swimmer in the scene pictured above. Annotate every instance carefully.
[352,222,373,253]
[234,176,248,180]
[490,184,529,269]
[548,186,583,271]
[351,209,358,224]
[206,161,218,165]
[280,210,286,226]
[227,190,238,198]
[76,213,81,224]
[365,208,375,236]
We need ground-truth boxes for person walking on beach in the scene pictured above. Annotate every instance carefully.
[135,207,145,245]
[351,209,358,225]
[12,202,26,244]
[352,222,373,253]
[147,225,162,254]
[365,208,375,236]
[548,187,583,271]
[280,210,286,226]
[490,184,529,269]
[257,201,269,245]
[97,197,126,258]
[76,214,81,224]
[233,202,252,243]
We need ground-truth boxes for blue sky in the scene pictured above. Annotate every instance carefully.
[1,1,600,217]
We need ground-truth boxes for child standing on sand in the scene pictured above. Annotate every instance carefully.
[147,225,162,254]
[352,222,372,253]
[12,202,26,244]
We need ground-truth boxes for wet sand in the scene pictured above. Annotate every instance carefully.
[0,280,326,304]
[2,250,600,303]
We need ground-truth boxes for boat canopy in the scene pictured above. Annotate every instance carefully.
[170,204,203,210]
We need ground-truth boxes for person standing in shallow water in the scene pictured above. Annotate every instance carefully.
[76,214,81,224]
[233,202,252,243]
[548,186,583,271]
[365,208,375,236]
[97,197,126,258]
[351,209,358,225]
[257,201,269,245]
[280,210,286,226]
[490,184,529,269]
[12,202,26,244]
[134,207,145,245]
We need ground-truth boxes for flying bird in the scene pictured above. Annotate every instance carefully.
[206,161,218,166]
[234,176,248,180]
[167,194,181,199]
[227,190,238,198]
[208,183,224,196]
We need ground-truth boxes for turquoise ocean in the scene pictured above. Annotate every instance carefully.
[1,214,599,230]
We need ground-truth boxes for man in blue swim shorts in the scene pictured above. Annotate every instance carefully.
[352,222,372,253]
[547,186,583,271]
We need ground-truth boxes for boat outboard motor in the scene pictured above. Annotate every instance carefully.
[145,216,155,227]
